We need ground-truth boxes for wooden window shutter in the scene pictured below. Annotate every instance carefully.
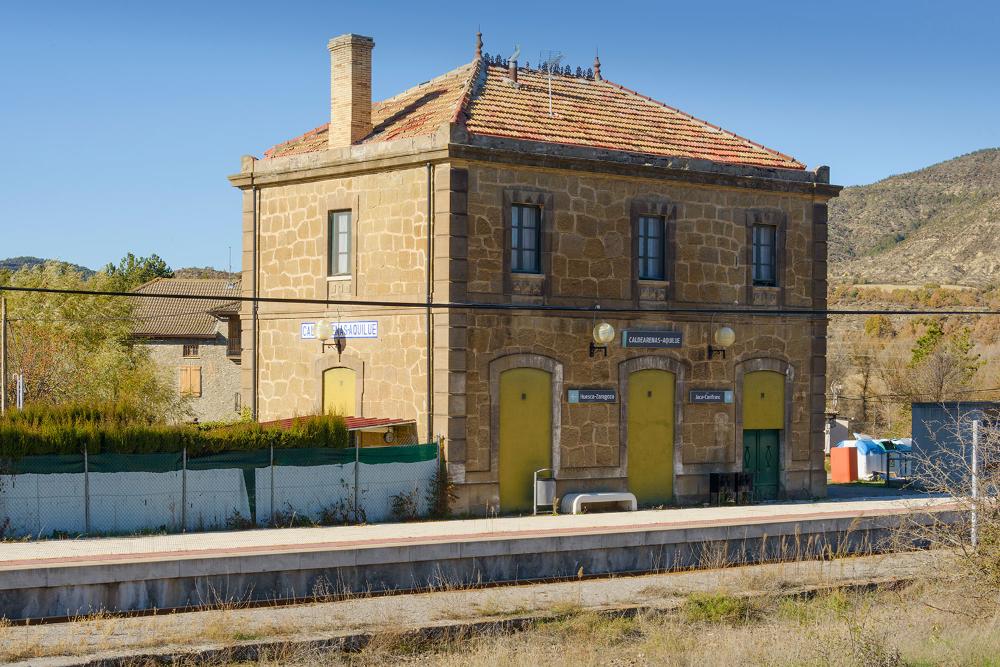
[191,367,202,397]
[179,367,190,395]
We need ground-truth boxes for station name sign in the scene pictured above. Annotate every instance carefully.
[688,389,734,404]
[300,321,379,340]
[568,388,618,404]
[621,330,683,348]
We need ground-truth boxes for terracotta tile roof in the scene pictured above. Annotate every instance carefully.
[465,65,803,170]
[264,64,474,159]
[132,278,242,339]
[262,58,803,170]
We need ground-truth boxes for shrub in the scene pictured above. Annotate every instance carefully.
[426,454,456,519]
[0,402,350,457]
[390,489,420,522]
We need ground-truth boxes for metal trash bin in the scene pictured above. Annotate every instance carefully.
[534,468,556,515]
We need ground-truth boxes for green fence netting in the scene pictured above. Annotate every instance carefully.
[358,443,438,464]
[88,452,183,474]
[4,454,85,475]
[2,443,438,475]
[273,447,356,467]
[186,449,272,471]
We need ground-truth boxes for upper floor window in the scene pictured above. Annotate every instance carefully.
[226,317,241,359]
[752,224,777,286]
[637,215,666,280]
[328,210,352,277]
[182,343,199,358]
[511,204,541,273]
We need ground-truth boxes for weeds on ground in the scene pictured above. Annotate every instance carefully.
[225,509,255,531]
[680,592,764,625]
[270,505,316,528]
[390,489,419,522]
[470,598,532,618]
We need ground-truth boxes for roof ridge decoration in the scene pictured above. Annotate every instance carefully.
[598,78,804,168]
[481,52,595,80]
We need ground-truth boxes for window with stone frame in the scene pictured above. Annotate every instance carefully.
[510,204,542,274]
[637,215,666,281]
[182,343,199,358]
[327,210,352,277]
[752,223,778,286]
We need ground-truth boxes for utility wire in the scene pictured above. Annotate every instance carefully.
[836,386,1000,401]
[2,284,999,317]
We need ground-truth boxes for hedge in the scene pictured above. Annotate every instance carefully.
[0,403,350,457]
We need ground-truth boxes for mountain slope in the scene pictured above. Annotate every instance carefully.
[0,256,95,277]
[829,148,1000,287]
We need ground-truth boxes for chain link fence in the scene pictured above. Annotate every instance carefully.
[0,443,439,539]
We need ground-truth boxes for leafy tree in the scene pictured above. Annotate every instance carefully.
[0,261,183,418]
[911,320,945,366]
[906,320,982,402]
[864,315,895,339]
[102,253,173,291]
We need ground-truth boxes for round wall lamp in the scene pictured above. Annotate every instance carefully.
[590,321,615,357]
[708,325,735,359]
[316,319,347,359]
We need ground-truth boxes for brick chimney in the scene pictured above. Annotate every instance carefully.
[327,34,375,149]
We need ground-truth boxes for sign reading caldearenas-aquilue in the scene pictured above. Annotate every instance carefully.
[300,321,379,340]
[621,330,683,348]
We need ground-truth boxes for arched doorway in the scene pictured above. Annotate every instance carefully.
[498,367,552,512]
[323,367,356,416]
[626,369,676,505]
[742,370,784,500]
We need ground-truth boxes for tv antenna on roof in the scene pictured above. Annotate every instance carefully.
[539,50,564,117]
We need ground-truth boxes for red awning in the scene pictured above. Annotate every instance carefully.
[260,416,415,432]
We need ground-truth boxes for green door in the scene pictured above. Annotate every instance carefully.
[743,429,780,500]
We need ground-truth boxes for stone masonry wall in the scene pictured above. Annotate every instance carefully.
[236,152,829,512]
[448,161,827,511]
[241,164,448,433]
[142,329,241,423]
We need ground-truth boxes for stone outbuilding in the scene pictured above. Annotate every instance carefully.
[132,278,243,423]
[230,33,841,512]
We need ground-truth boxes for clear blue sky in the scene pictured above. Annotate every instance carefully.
[2,1,997,270]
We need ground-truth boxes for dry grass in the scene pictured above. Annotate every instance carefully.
[0,601,302,664]
[0,549,985,666]
[205,582,1000,667]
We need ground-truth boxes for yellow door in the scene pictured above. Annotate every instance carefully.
[743,371,784,430]
[627,369,675,505]
[323,367,356,416]
[743,370,785,499]
[498,368,552,513]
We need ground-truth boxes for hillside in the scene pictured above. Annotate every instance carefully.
[0,256,95,277]
[0,257,236,282]
[173,267,239,280]
[829,148,1000,287]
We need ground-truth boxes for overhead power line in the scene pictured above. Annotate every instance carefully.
[2,284,1000,317]
[836,386,1000,401]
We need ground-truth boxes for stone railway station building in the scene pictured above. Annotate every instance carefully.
[230,32,841,513]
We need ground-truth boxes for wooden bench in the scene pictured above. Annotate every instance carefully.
[560,492,638,515]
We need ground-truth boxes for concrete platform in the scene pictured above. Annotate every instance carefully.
[0,497,953,621]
